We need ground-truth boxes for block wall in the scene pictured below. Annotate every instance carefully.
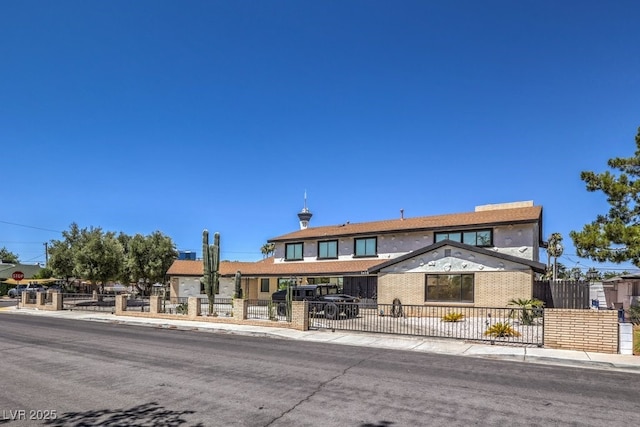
[544,309,618,354]
[474,271,532,307]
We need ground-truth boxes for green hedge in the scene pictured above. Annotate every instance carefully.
[0,283,10,296]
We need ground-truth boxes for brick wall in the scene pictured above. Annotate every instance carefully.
[378,271,533,307]
[475,271,532,306]
[544,309,618,354]
[114,297,309,331]
[378,272,424,305]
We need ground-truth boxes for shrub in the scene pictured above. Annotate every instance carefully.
[484,322,521,338]
[627,304,640,325]
[508,298,544,325]
[441,312,465,322]
[176,302,189,315]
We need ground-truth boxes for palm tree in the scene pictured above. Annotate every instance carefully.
[260,243,275,259]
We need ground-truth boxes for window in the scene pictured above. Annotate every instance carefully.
[318,240,338,259]
[435,229,492,247]
[354,237,377,257]
[260,278,270,293]
[425,274,474,303]
[285,242,303,260]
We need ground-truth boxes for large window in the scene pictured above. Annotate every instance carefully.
[425,274,474,303]
[318,240,338,259]
[285,243,303,260]
[354,237,377,257]
[434,229,492,247]
[260,278,270,293]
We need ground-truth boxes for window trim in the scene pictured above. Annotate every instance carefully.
[354,237,377,258]
[260,278,270,293]
[317,240,338,260]
[425,273,474,303]
[284,242,304,261]
[434,229,493,247]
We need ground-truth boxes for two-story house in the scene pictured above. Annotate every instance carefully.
[167,200,546,307]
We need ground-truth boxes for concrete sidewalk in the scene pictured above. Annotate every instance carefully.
[3,305,640,373]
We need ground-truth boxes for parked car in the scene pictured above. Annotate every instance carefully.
[271,284,360,319]
[8,284,45,298]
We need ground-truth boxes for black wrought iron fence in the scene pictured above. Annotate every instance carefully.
[62,293,116,312]
[199,298,234,318]
[309,302,543,347]
[161,297,190,315]
[126,295,149,312]
[246,299,289,321]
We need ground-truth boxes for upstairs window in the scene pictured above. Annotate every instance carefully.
[285,243,303,261]
[318,240,338,259]
[354,237,377,257]
[435,229,492,247]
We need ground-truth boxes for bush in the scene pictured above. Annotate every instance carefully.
[176,302,189,315]
[441,312,464,322]
[627,304,640,325]
[484,322,521,338]
[508,298,544,325]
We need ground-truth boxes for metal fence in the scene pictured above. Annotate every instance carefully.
[246,299,289,321]
[309,302,544,347]
[199,298,233,318]
[62,293,116,312]
[125,295,149,312]
[160,297,190,315]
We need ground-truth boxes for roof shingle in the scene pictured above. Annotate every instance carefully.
[269,205,542,242]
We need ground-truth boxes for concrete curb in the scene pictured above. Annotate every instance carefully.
[3,307,640,373]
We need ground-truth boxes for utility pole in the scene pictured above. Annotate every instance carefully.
[43,242,48,266]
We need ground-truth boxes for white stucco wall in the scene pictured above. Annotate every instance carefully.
[379,244,533,275]
[273,222,539,263]
[177,276,233,299]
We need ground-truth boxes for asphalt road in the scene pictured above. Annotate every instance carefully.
[1,314,639,427]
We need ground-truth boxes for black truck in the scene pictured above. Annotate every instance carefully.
[271,284,360,319]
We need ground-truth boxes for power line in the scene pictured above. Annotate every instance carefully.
[0,220,62,234]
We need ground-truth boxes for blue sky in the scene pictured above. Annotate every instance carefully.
[1,1,639,274]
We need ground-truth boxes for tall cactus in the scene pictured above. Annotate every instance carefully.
[234,270,242,299]
[202,229,220,313]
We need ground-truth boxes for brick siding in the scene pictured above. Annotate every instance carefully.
[378,271,533,307]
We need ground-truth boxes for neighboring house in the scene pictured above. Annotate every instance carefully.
[0,263,42,284]
[167,200,547,307]
[602,274,640,309]
[166,260,258,300]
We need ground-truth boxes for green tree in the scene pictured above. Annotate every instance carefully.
[571,127,640,268]
[32,267,54,279]
[74,227,124,293]
[0,247,19,263]
[125,231,177,295]
[48,223,83,284]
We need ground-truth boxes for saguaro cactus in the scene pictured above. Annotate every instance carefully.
[202,229,220,313]
[234,270,242,299]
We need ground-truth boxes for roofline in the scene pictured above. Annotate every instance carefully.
[368,240,547,274]
[269,218,542,243]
